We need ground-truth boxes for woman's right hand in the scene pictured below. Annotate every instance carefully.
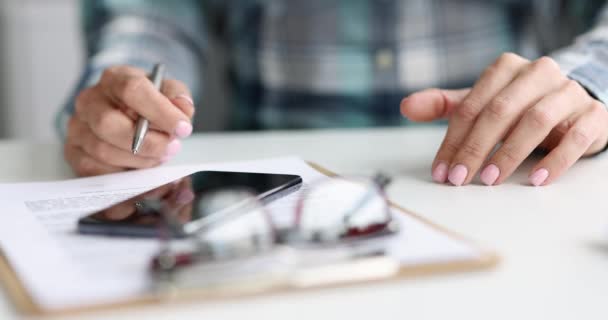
[65,65,196,176]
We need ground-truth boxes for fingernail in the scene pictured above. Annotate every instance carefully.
[480,164,500,186]
[529,168,549,186]
[166,139,182,157]
[448,164,468,186]
[175,121,192,138]
[432,162,449,183]
[176,189,195,205]
[175,94,194,107]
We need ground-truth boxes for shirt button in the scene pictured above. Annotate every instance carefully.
[375,49,394,70]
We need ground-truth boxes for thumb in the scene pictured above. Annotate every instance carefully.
[400,88,470,122]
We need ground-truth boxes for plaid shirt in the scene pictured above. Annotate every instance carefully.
[58,0,608,135]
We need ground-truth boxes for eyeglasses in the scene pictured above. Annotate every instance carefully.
[147,173,399,291]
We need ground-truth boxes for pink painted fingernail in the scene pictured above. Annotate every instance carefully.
[175,121,192,138]
[480,164,500,186]
[432,162,449,183]
[166,139,182,157]
[529,168,549,186]
[176,94,194,107]
[448,164,468,186]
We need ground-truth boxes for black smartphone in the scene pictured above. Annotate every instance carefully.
[77,171,302,238]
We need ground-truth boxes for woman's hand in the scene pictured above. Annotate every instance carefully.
[401,53,608,186]
[65,65,195,176]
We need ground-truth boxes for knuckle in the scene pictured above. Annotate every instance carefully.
[455,100,481,122]
[441,138,460,155]
[93,111,116,132]
[590,100,606,115]
[161,79,176,92]
[563,79,582,95]
[91,141,109,162]
[119,76,148,99]
[480,65,499,79]
[105,65,121,75]
[554,120,571,137]
[100,66,121,84]
[74,89,92,114]
[561,79,590,102]
[496,52,520,66]
[163,78,180,89]
[526,107,553,130]
[76,157,97,176]
[495,143,519,166]
[163,79,190,97]
[528,56,562,81]
[570,126,592,148]
[460,140,485,158]
[533,56,559,71]
[486,96,512,121]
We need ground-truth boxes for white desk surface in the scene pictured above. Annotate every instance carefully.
[0,127,607,320]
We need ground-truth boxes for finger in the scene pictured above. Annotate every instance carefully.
[75,85,134,130]
[529,102,606,186]
[583,104,608,156]
[76,120,165,169]
[482,80,592,185]
[164,188,195,221]
[173,178,194,223]
[176,204,193,224]
[99,66,193,138]
[164,178,195,207]
[448,56,565,186]
[175,188,195,207]
[538,119,574,151]
[533,110,605,157]
[400,88,470,122]
[76,91,175,158]
[432,53,529,183]
[64,144,124,177]
[139,79,195,132]
[161,79,195,119]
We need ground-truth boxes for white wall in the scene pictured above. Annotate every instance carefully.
[0,0,82,141]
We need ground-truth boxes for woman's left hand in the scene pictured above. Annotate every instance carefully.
[401,53,608,186]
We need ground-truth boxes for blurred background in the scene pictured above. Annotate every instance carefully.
[0,0,82,142]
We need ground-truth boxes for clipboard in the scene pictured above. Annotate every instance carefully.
[0,162,499,316]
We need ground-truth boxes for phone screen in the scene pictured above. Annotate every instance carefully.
[77,171,302,238]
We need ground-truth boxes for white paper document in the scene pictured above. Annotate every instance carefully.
[0,157,482,311]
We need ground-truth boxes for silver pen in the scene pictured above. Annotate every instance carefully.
[132,63,166,154]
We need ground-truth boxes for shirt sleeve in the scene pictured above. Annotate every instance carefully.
[551,2,608,105]
[57,0,207,139]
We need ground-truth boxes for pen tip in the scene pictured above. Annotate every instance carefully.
[132,140,142,155]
